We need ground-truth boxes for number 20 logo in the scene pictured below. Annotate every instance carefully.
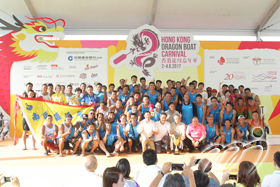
[224,73,234,80]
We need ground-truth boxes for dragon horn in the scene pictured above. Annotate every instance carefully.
[13,15,26,29]
[0,16,21,31]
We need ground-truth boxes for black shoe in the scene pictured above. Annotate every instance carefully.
[73,152,78,156]
[181,149,185,153]
[44,151,48,156]
[48,150,51,153]
[188,149,194,153]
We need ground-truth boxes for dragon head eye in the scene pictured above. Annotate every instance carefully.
[38,26,46,32]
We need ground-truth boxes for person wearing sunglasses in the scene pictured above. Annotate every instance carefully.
[87,109,96,123]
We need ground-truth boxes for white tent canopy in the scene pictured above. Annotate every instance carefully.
[1,0,280,39]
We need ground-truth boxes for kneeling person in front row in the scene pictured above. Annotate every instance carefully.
[126,113,140,153]
[220,119,235,149]
[186,117,207,153]
[137,111,156,152]
[40,115,59,156]
[154,112,171,154]
[56,114,73,157]
[204,114,221,149]
[235,115,249,148]
[80,121,99,157]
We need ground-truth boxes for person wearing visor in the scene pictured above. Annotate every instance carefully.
[56,114,73,157]
[204,114,221,149]
[72,114,88,156]
[235,115,250,148]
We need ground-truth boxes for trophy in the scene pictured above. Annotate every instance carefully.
[173,136,181,155]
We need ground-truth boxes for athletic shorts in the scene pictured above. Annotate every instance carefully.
[41,141,58,150]
[206,136,220,144]
[55,139,71,150]
[23,118,29,131]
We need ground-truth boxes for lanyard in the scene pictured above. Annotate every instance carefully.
[173,123,179,133]
[88,94,94,103]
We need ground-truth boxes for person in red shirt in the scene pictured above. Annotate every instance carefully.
[185,117,207,153]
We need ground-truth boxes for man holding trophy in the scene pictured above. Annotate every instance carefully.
[169,114,186,154]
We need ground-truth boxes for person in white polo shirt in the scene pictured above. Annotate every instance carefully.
[154,113,171,154]
[262,151,280,187]
[135,149,169,187]
[137,111,156,152]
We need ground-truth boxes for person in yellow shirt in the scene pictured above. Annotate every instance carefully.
[51,84,67,104]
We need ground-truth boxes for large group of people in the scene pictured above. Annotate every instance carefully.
[20,75,268,156]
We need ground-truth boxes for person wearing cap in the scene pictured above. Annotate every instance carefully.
[207,89,217,106]
[235,115,249,148]
[206,97,220,126]
[71,114,88,156]
[204,114,221,149]
[56,114,74,157]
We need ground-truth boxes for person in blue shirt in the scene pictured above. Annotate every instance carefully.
[127,113,140,153]
[115,114,128,154]
[204,114,221,149]
[129,75,138,95]
[127,103,142,123]
[114,99,124,122]
[181,94,197,126]
[99,122,119,157]
[220,119,235,150]
[235,115,249,148]
[144,82,160,106]
[71,114,88,156]
[79,121,100,157]
[188,82,197,104]
[140,77,148,96]
[95,113,105,135]
[196,94,206,125]
[93,83,107,102]
[151,101,162,122]
[138,95,150,120]
[220,102,236,127]
[161,92,174,112]
[81,85,100,107]
[118,85,130,106]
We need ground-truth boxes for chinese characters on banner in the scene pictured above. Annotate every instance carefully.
[110,25,201,79]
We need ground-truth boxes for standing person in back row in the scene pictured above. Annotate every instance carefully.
[129,75,138,95]
[81,85,100,107]
[37,83,50,100]
[196,94,206,125]
[94,83,107,103]
[145,82,160,106]
[22,82,37,98]
[181,94,197,126]
[220,102,236,128]
[188,82,197,103]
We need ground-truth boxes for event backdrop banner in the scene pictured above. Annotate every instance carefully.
[10,48,108,95]
[204,49,279,95]
[15,96,91,144]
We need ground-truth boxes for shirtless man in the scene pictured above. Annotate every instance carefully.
[244,88,261,106]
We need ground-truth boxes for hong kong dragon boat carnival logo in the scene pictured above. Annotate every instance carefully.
[110,25,201,79]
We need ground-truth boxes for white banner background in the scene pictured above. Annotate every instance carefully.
[10,48,108,94]
[204,49,280,95]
